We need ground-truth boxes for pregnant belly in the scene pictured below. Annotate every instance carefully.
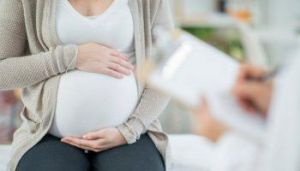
[49,71,139,138]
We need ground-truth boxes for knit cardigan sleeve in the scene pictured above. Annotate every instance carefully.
[117,0,174,144]
[0,0,78,90]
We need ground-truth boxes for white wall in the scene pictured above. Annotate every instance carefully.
[259,0,300,66]
[265,0,299,30]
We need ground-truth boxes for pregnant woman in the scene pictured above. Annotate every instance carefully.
[0,0,173,170]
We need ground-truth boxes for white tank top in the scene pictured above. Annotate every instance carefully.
[49,0,138,138]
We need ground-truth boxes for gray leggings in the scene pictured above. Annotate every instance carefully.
[16,134,164,171]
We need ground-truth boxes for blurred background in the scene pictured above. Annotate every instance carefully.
[0,0,299,144]
[160,0,300,134]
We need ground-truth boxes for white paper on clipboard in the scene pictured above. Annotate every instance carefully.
[148,30,265,140]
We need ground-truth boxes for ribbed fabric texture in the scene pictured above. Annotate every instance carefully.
[0,0,174,170]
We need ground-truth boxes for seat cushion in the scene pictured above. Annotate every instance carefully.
[169,135,215,171]
[0,145,11,171]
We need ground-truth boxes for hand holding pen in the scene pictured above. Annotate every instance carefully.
[232,64,276,117]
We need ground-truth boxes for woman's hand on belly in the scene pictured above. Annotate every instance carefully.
[77,43,134,79]
[61,127,127,152]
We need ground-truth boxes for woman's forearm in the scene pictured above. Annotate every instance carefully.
[0,0,78,90]
[117,0,174,144]
[0,45,78,90]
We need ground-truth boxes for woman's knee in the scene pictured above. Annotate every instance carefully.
[90,134,165,171]
[16,134,90,171]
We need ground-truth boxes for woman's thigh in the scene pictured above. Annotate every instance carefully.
[90,134,165,171]
[16,134,90,171]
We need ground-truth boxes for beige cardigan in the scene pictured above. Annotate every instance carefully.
[0,0,174,170]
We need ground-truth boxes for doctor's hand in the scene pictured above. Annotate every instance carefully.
[61,128,127,152]
[77,43,134,79]
[194,98,229,142]
[232,64,273,116]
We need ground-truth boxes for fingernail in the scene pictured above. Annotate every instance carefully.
[82,135,87,139]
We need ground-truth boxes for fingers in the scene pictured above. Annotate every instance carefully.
[83,130,104,140]
[233,64,271,114]
[110,56,134,70]
[62,128,127,153]
[107,52,134,77]
[238,64,268,83]
[108,63,132,76]
[68,141,98,152]
[233,81,264,112]
[61,137,107,153]
[77,43,136,77]
[234,81,260,97]
[102,68,124,79]
[110,51,129,61]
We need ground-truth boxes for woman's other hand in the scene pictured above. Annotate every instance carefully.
[233,64,273,116]
[77,43,134,79]
[61,128,127,152]
[194,98,229,142]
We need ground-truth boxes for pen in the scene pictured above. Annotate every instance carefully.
[249,67,280,82]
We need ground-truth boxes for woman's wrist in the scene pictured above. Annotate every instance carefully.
[76,44,88,69]
[116,117,146,144]
[116,124,136,144]
[68,44,79,71]
[51,44,79,74]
